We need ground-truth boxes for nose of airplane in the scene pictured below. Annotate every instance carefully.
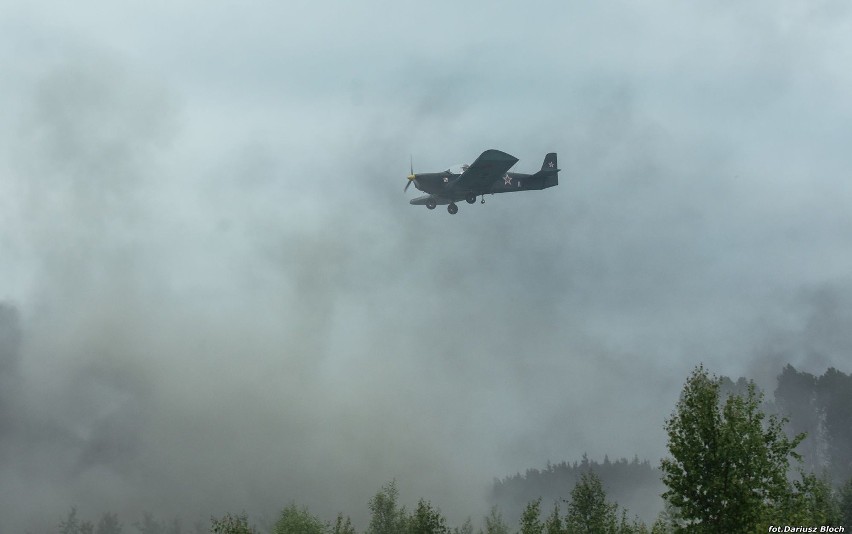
[404,156,417,192]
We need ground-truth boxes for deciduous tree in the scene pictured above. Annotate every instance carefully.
[661,365,804,533]
[273,504,326,534]
[451,517,473,534]
[367,480,407,534]
[331,513,356,534]
[482,506,509,534]
[408,499,448,534]
[96,512,123,534]
[60,507,81,534]
[210,512,256,534]
[780,473,840,525]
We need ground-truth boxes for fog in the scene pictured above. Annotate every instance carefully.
[2,1,852,531]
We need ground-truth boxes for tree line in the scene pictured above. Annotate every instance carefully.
[773,364,852,481]
[490,455,664,526]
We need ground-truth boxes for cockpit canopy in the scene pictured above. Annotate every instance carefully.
[445,163,470,175]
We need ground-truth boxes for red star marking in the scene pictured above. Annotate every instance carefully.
[504,174,512,185]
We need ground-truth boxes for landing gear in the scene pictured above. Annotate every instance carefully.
[480,196,486,204]
[447,203,458,215]
[465,193,476,204]
[426,199,437,210]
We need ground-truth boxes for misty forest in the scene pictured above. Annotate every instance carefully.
[4,303,852,532]
[5,1,852,534]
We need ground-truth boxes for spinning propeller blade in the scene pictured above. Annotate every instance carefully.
[404,155,416,192]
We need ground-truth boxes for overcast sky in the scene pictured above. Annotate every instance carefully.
[2,1,852,531]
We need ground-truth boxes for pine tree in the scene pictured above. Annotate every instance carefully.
[564,471,618,534]
[519,498,543,534]
[544,503,563,534]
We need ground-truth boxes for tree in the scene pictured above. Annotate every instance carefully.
[564,471,618,534]
[96,512,123,534]
[489,454,662,528]
[648,502,681,534]
[816,368,852,482]
[649,515,670,534]
[780,473,840,526]
[59,508,94,534]
[272,503,326,534]
[660,365,804,533]
[837,477,852,529]
[331,514,356,534]
[408,499,448,534]
[367,480,407,534]
[774,365,824,472]
[482,506,509,534]
[544,503,563,534]
[451,518,473,534]
[519,498,543,534]
[210,513,257,534]
[60,508,81,534]
[616,510,648,534]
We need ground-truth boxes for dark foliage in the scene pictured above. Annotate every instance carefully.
[490,454,663,526]
[774,365,852,482]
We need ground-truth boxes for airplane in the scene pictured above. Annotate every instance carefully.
[404,149,559,214]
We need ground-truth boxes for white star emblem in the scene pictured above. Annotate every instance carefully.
[443,176,449,183]
[548,161,555,168]
[504,174,512,185]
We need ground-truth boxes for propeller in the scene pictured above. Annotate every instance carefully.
[404,155,416,193]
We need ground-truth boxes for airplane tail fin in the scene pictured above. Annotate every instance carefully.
[528,152,559,189]
[541,152,557,171]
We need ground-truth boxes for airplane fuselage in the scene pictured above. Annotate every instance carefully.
[405,149,559,213]
[410,171,555,204]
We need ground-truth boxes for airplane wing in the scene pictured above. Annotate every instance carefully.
[454,149,519,192]
[410,194,449,206]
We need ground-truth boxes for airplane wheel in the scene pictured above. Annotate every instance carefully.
[426,199,436,210]
[465,193,476,204]
[447,203,458,215]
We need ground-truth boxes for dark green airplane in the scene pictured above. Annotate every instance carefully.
[404,149,559,214]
